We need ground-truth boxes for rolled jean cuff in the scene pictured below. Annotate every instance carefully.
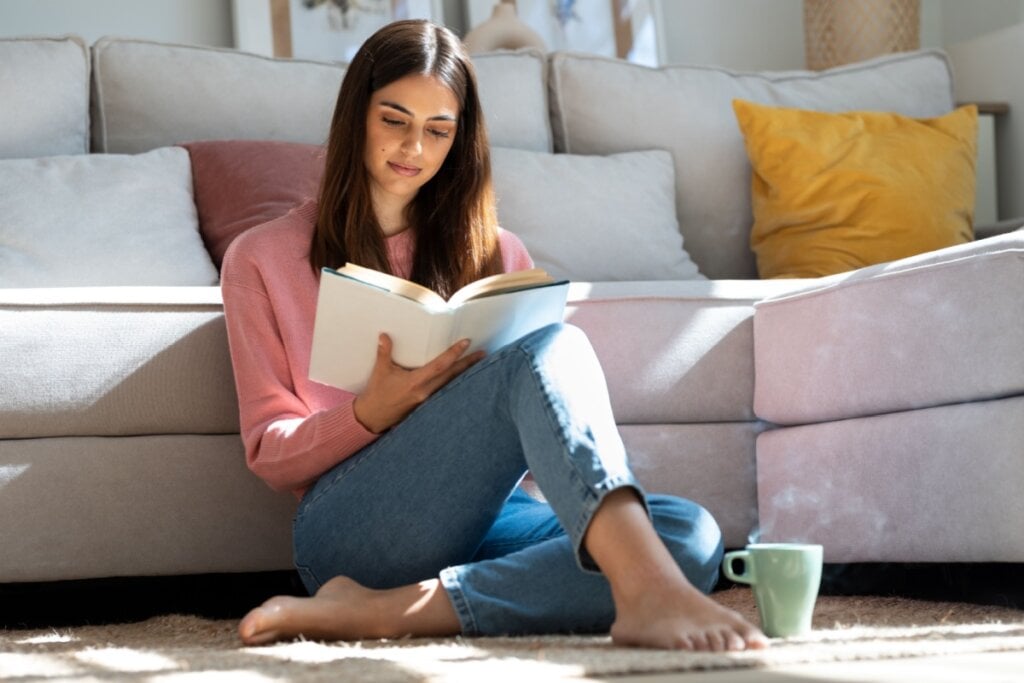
[439,565,479,636]
[570,475,650,573]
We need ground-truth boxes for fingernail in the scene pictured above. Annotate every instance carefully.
[459,339,471,349]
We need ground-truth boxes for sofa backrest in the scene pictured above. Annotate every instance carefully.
[548,50,957,279]
[0,35,90,158]
[3,35,960,282]
[90,38,551,154]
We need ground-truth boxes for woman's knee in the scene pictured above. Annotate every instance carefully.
[648,494,724,593]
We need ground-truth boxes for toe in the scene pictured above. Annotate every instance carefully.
[239,608,274,645]
[705,629,727,652]
[743,626,770,649]
[722,628,746,651]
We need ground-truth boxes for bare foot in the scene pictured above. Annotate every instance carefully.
[238,575,460,646]
[610,579,769,651]
[238,576,380,645]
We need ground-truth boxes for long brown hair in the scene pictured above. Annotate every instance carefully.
[310,19,502,299]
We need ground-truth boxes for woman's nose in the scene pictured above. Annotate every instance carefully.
[401,130,422,156]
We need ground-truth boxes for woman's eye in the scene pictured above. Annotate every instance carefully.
[382,117,403,127]
[428,128,451,139]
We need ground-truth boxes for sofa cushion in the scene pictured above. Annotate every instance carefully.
[0,35,90,158]
[756,395,1024,562]
[491,148,702,280]
[623,423,763,549]
[182,140,325,269]
[734,100,977,279]
[549,49,955,278]
[0,147,219,287]
[92,39,550,154]
[92,38,345,153]
[472,49,552,152]
[753,229,1024,425]
[566,279,810,424]
[0,287,237,439]
[0,434,295,581]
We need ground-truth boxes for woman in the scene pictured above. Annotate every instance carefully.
[221,19,766,651]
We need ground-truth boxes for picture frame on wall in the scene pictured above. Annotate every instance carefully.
[464,0,665,66]
[232,0,445,61]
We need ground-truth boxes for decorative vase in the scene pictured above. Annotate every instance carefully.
[463,1,546,53]
[804,0,921,70]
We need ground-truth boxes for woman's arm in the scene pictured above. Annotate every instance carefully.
[222,279,378,494]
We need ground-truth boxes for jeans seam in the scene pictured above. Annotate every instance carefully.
[517,339,636,572]
[439,566,479,636]
[299,425,396,514]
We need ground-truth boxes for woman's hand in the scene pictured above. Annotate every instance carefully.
[352,334,485,434]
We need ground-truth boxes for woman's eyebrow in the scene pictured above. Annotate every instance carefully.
[380,100,457,122]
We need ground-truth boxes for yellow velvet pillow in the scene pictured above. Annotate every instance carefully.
[733,99,977,279]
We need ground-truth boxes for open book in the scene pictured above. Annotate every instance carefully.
[309,263,570,393]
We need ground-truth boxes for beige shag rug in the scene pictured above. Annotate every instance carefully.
[2,590,1023,682]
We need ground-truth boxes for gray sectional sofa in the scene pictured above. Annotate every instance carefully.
[1,34,1021,584]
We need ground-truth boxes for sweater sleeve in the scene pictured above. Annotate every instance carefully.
[498,228,535,272]
[220,247,378,495]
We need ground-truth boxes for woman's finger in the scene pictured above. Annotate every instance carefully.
[419,338,471,377]
[425,350,484,393]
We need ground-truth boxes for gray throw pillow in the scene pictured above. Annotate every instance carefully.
[491,147,702,281]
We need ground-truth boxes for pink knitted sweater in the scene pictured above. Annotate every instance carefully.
[220,201,534,496]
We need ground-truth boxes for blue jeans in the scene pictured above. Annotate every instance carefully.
[293,323,724,636]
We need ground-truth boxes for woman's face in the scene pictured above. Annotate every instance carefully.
[364,73,459,213]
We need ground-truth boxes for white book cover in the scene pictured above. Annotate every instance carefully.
[309,266,569,393]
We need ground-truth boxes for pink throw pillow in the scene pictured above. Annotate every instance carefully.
[181,140,325,269]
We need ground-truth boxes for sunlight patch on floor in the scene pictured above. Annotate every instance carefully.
[0,652,79,677]
[14,631,77,645]
[147,670,280,682]
[73,646,179,672]
[246,639,588,679]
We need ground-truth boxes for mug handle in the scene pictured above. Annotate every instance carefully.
[722,550,756,585]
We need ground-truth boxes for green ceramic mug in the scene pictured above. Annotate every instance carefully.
[722,543,823,638]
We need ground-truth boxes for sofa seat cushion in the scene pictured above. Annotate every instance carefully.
[756,395,1024,563]
[0,35,90,158]
[0,147,219,287]
[623,423,764,550]
[92,39,550,154]
[753,229,1024,425]
[549,49,955,278]
[0,434,295,582]
[0,287,238,439]
[566,279,810,423]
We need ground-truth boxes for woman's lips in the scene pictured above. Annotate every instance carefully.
[388,161,420,177]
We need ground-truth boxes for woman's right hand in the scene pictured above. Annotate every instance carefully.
[352,333,485,434]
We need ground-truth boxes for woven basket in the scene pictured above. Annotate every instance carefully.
[804,0,921,70]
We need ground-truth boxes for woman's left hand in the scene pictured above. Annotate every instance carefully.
[352,334,484,433]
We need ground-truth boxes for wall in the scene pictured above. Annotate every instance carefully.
[0,0,232,47]
[654,0,1024,71]
[1,0,1022,67]
[948,21,1024,221]
[657,0,804,70]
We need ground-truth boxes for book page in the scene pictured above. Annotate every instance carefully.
[448,268,554,306]
[335,262,448,310]
[310,271,452,393]
[450,281,570,356]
